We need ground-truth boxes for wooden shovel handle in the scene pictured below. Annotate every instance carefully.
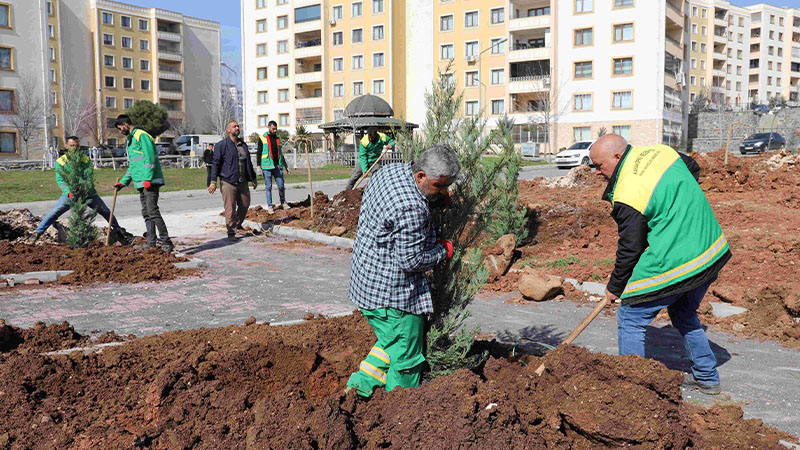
[534,296,611,376]
[105,178,120,246]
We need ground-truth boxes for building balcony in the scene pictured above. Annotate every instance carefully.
[508,75,550,93]
[294,19,322,34]
[666,2,683,26]
[296,107,322,125]
[714,17,727,27]
[159,91,183,100]
[713,69,726,78]
[159,51,182,62]
[295,71,322,83]
[159,71,182,81]
[713,51,726,61]
[295,44,322,58]
[509,46,550,62]
[665,73,679,91]
[293,0,320,7]
[713,32,727,44]
[666,37,682,58]
[296,96,322,108]
[509,14,550,31]
[168,110,184,119]
[158,31,181,42]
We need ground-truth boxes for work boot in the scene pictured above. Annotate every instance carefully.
[681,373,721,395]
[159,239,175,254]
[281,202,290,211]
[227,234,238,242]
[26,232,42,244]
[134,242,158,251]
[266,206,275,215]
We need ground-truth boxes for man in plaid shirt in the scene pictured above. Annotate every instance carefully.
[346,144,460,398]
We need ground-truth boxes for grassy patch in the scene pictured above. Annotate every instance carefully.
[0,165,353,203]
[591,274,606,282]
[592,258,615,266]
[545,255,580,269]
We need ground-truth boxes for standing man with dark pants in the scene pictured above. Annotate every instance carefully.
[203,143,215,187]
[208,121,257,242]
[591,134,730,395]
[256,121,290,214]
[113,114,174,253]
[345,127,394,190]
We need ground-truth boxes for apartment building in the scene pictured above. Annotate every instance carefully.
[745,3,800,104]
[0,0,220,159]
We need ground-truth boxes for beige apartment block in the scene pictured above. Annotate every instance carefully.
[0,0,220,158]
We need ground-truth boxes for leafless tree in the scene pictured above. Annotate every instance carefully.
[169,117,195,137]
[523,64,570,160]
[61,66,96,140]
[205,82,236,136]
[8,75,45,159]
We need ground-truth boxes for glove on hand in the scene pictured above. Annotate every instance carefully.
[437,239,454,261]
[142,180,151,189]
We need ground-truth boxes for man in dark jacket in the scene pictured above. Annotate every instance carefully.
[591,134,730,396]
[203,143,214,187]
[208,121,257,241]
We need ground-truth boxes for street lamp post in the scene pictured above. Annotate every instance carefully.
[468,38,508,115]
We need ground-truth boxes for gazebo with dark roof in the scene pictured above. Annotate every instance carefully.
[319,94,418,133]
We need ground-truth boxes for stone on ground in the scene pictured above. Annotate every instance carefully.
[483,234,517,282]
[518,270,563,302]
[329,226,347,237]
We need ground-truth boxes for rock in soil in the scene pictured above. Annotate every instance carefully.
[329,226,347,237]
[518,270,563,302]
[0,316,792,449]
[0,209,63,244]
[483,233,517,282]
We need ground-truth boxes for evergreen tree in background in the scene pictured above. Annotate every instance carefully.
[57,149,98,248]
[126,100,170,137]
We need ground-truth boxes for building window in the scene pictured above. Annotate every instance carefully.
[277,40,288,54]
[613,57,632,75]
[575,0,592,14]
[140,59,150,71]
[373,52,384,67]
[702,8,707,18]
[333,31,343,45]
[0,90,13,112]
[352,54,364,69]
[441,73,454,88]
[352,28,363,43]
[465,11,478,28]
[736,81,742,91]
[490,38,505,54]
[700,60,706,70]
[279,89,289,102]
[333,83,344,97]
[574,126,591,141]
[700,43,706,52]
[0,46,11,70]
[701,25,706,36]
[257,43,267,56]
[256,19,266,33]
[465,101,478,116]
[104,76,115,88]
[333,57,343,71]
[140,79,150,90]
[353,81,364,96]
[612,125,631,140]
[138,19,148,31]
[574,28,593,46]
[120,15,131,28]
[104,54,115,67]
[257,67,267,80]
[490,68,504,85]
[691,41,697,52]
[277,16,288,29]
[258,91,268,103]
[612,91,633,109]
[691,24,697,35]
[257,0,266,7]
[465,71,478,87]
[276,114,287,126]
[123,98,134,109]
[102,12,113,25]
[372,25,384,40]
[48,24,54,38]
[122,56,132,69]
[50,91,57,106]
[373,79,385,94]
[277,0,287,4]
[490,7,504,24]
[614,0,633,7]
[103,33,114,46]
[0,4,9,28]
[574,93,592,111]
[372,0,383,14]
[440,14,453,31]
[0,131,16,154]
[50,69,57,83]
[332,5,343,20]
[574,61,592,79]
[465,41,479,57]
[491,99,504,115]
[352,1,363,17]
[121,36,132,49]
[440,44,454,60]
[139,39,149,51]
[613,23,633,42]
[277,64,288,77]
[47,1,53,16]
[122,77,133,89]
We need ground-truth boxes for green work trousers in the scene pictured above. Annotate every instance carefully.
[347,307,426,397]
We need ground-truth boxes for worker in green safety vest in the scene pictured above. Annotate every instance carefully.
[256,120,290,214]
[345,126,394,190]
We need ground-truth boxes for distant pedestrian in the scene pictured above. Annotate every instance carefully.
[203,143,214,187]
[113,114,174,253]
[256,120,290,214]
[208,120,258,242]
[345,127,394,190]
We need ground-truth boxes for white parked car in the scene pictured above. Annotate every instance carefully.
[555,141,595,169]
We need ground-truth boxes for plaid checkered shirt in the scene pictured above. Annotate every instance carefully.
[349,163,447,314]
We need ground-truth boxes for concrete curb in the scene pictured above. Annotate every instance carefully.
[209,215,356,249]
[173,257,208,270]
[1,270,73,284]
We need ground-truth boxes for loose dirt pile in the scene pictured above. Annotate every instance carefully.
[693,150,800,193]
[0,320,126,354]
[0,209,62,244]
[244,188,363,238]
[0,242,195,285]
[0,315,793,449]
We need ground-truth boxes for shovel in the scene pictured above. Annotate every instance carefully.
[105,178,120,246]
[353,147,390,189]
[534,296,611,376]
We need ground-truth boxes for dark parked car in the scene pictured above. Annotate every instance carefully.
[751,104,770,115]
[740,132,785,154]
[154,143,173,155]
